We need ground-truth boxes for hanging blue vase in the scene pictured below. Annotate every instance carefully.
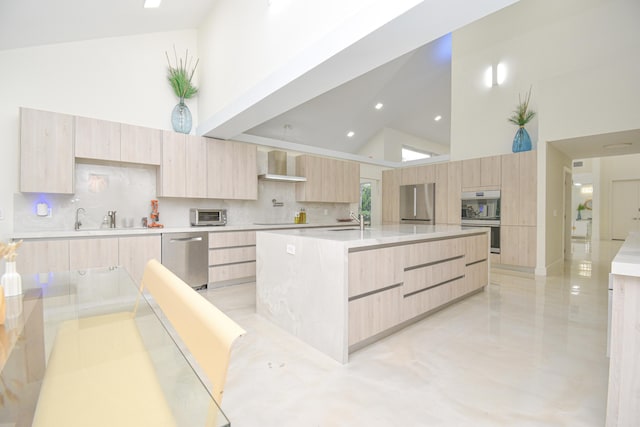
[171,99,192,134]
[512,126,532,153]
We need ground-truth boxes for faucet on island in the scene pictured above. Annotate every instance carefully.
[350,211,365,232]
[75,207,86,231]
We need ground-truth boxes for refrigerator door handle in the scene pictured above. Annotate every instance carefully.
[413,186,417,217]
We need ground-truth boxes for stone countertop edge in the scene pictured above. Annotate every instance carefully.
[256,225,490,249]
[11,222,358,240]
[611,231,640,278]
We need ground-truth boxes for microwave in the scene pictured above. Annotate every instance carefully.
[190,208,227,226]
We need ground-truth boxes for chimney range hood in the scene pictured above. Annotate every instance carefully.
[258,151,307,182]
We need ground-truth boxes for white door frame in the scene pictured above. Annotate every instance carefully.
[562,166,572,260]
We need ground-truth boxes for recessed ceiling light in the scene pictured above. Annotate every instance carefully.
[603,142,632,149]
[347,131,355,138]
[434,115,442,121]
[375,103,384,110]
[144,0,161,8]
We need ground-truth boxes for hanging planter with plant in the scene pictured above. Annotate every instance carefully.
[508,86,536,153]
[166,46,199,134]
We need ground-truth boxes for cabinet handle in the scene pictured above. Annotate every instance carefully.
[169,237,203,243]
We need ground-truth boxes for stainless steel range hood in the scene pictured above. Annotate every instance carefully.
[258,151,307,182]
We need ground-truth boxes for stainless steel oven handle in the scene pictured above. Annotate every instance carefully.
[169,237,204,243]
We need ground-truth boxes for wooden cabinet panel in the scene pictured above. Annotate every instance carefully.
[209,262,256,282]
[348,247,403,298]
[501,151,536,226]
[20,108,75,194]
[462,159,481,190]
[403,237,464,268]
[18,240,70,275]
[446,161,462,224]
[185,136,208,198]
[465,233,489,264]
[75,116,121,161]
[207,139,257,200]
[401,167,417,185]
[120,123,161,165]
[480,156,501,188]
[403,257,465,295]
[461,260,488,296]
[501,225,536,268]
[159,131,186,197]
[434,163,448,225]
[69,238,118,270]
[382,169,400,223]
[209,231,256,248]
[462,156,500,190]
[209,246,256,265]
[348,287,402,346]
[416,164,435,185]
[118,235,161,285]
[402,278,459,322]
[296,155,359,203]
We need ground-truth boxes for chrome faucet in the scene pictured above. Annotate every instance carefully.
[75,207,86,231]
[350,211,365,232]
[107,210,117,228]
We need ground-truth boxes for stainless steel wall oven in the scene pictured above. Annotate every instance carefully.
[461,190,501,254]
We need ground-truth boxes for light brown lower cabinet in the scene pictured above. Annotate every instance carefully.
[348,233,489,347]
[18,240,70,275]
[208,231,257,284]
[69,238,119,271]
[500,225,536,268]
[118,235,161,284]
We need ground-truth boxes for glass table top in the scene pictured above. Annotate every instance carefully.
[0,267,229,427]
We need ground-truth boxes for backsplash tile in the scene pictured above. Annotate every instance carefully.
[14,164,353,232]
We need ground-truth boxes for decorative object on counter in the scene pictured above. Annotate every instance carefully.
[577,203,586,220]
[166,46,199,134]
[299,208,306,224]
[1,240,23,297]
[142,217,148,228]
[508,86,536,153]
[149,200,164,228]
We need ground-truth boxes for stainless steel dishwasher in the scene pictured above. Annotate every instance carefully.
[161,232,208,290]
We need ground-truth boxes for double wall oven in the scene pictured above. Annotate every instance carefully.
[461,190,501,254]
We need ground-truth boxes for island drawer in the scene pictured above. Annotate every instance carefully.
[460,260,488,296]
[209,231,256,249]
[349,286,403,346]
[209,246,256,265]
[209,262,256,282]
[402,276,464,321]
[465,233,489,264]
[348,246,404,298]
[403,256,465,296]
[403,238,465,269]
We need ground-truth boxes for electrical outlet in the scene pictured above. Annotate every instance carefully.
[324,209,328,215]
[286,244,296,255]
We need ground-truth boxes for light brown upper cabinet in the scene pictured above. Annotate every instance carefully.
[462,156,501,190]
[74,116,161,165]
[20,108,75,194]
[158,132,207,198]
[501,151,536,227]
[120,123,161,165]
[207,139,258,200]
[296,155,360,203]
[75,116,121,162]
[446,161,462,224]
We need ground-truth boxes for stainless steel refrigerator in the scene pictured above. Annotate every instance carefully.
[400,183,435,224]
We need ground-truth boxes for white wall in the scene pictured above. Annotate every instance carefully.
[599,153,640,240]
[0,30,199,241]
[451,0,640,273]
[197,0,401,120]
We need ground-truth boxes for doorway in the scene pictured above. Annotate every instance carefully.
[611,179,640,240]
[360,178,380,226]
[563,167,572,260]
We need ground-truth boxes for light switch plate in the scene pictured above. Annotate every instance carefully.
[286,244,296,255]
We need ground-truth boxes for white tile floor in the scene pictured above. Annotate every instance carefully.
[203,239,622,427]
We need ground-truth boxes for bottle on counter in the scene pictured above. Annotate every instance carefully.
[299,208,306,224]
[294,211,300,224]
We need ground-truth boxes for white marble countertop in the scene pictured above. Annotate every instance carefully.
[12,222,357,240]
[257,224,489,250]
[611,232,640,277]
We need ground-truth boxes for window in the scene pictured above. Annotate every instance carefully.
[402,146,431,162]
[360,182,371,224]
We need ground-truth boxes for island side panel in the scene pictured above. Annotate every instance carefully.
[256,231,349,363]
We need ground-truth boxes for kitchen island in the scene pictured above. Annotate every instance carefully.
[256,225,490,363]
